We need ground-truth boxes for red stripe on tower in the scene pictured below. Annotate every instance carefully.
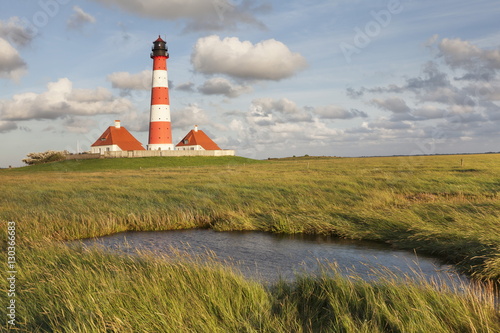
[148,36,174,150]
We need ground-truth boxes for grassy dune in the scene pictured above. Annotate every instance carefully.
[1,154,499,331]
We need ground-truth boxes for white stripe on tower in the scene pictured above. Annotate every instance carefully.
[147,36,174,150]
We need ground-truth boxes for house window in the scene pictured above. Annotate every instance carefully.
[106,147,110,152]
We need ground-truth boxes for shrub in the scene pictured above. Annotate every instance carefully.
[22,150,68,165]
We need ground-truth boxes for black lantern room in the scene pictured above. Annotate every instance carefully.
[151,36,169,58]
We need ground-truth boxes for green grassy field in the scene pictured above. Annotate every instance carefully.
[1,154,499,332]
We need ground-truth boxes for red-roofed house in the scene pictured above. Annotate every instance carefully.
[91,120,145,154]
[175,125,221,151]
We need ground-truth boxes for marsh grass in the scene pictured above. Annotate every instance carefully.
[1,154,498,279]
[272,266,499,332]
[9,244,275,332]
[3,244,498,332]
[1,154,499,331]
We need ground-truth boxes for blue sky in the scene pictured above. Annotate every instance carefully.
[1,0,499,166]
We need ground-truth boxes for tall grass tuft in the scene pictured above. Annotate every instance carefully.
[11,244,277,332]
[271,264,499,333]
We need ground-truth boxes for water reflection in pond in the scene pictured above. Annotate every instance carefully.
[75,229,467,285]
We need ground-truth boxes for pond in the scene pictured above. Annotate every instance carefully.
[75,229,467,286]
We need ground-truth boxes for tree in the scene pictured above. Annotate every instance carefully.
[22,150,68,165]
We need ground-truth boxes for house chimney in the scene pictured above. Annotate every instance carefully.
[194,125,198,132]
[115,120,121,128]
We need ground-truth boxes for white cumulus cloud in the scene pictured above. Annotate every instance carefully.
[107,70,152,91]
[171,103,211,130]
[191,35,307,81]
[313,105,368,119]
[0,17,35,47]
[225,98,346,156]
[67,6,97,30]
[89,0,266,32]
[63,116,97,134]
[413,105,446,119]
[371,97,411,113]
[175,81,195,92]
[251,98,312,123]
[198,77,252,97]
[0,120,17,133]
[438,37,500,71]
[0,37,27,81]
[0,78,134,121]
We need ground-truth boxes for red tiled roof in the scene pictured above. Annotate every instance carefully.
[176,129,221,150]
[91,126,145,151]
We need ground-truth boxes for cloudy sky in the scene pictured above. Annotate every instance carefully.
[1,0,499,166]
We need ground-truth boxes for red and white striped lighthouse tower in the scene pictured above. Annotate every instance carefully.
[148,36,173,150]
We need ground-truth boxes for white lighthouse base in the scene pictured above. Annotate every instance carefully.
[147,144,175,151]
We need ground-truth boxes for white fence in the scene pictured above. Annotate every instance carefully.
[104,150,236,158]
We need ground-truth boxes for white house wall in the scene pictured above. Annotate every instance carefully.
[176,145,204,151]
[91,144,121,154]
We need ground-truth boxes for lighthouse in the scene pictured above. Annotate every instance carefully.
[148,36,173,150]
